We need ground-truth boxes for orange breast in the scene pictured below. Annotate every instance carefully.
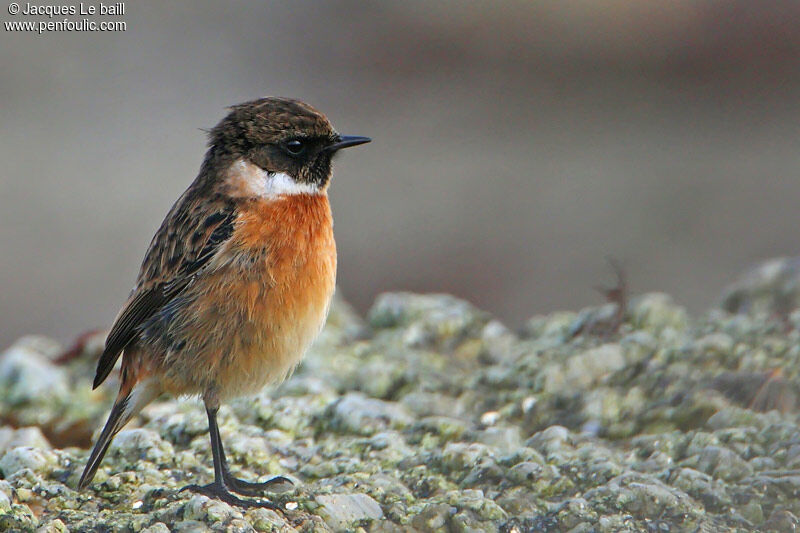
[163,193,336,399]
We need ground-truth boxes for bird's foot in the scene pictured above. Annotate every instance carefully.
[223,475,294,496]
[180,482,277,509]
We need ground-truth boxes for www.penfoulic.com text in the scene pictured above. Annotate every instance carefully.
[5,18,125,33]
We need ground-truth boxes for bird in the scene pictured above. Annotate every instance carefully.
[77,97,370,508]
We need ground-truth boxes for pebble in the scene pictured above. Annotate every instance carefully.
[315,493,383,528]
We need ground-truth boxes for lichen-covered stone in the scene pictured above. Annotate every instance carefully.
[0,426,51,455]
[0,336,105,451]
[720,256,800,316]
[4,287,800,530]
[0,337,70,407]
[324,393,413,436]
[315,493,383,528]
[0,446,58,477]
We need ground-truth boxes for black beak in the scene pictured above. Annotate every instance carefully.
[325,135,371,153]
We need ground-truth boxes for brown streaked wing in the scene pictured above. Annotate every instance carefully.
[92,202,237,389]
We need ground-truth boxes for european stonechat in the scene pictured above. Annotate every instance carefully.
[77,97,370,508]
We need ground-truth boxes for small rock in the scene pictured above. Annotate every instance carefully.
[692,445,753,482]
[0,485,10,512]
[327,392,413,435]
[245,508,285,532]
[315,493,383,528]
[172,520,213,532]
[109,428,175,466]
[0,426,51,455]
[762,507,799,533]
[694,332,735,357]
[36,519,69,533]
[441,442,493,472]
[414,416,469,442]
[474,426,522,454]
[720,257,800,315]
[629,293,688,333]
[183,494,241,523]
[507,461,543,485]
[565,344,625,389]
[401,391,464,418]
[0,338,70,404]
[0,446,57,477]
[141,523,171,533]
[445,488,507,521]
[410,503,456,530]
[526,425,572,456]
[368,293,488,349]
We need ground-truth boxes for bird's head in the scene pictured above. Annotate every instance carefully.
[207,97,370,198]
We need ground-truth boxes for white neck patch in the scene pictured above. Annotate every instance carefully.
[226,158,320,198]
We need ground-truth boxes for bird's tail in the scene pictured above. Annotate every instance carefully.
[78,378,158,490]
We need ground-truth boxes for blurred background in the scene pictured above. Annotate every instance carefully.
[2,1,800,348]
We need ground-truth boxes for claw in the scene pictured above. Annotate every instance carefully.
[224,474,294,496]
[180,482,278,509]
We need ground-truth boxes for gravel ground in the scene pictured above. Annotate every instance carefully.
[3,267,800,531]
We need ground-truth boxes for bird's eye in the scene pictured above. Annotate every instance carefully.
[285,139,305,155]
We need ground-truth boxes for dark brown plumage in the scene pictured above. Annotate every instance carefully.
[79,97,370,508]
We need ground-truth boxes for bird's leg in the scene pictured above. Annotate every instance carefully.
[213,420,294,496]
[180,403,278,509]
